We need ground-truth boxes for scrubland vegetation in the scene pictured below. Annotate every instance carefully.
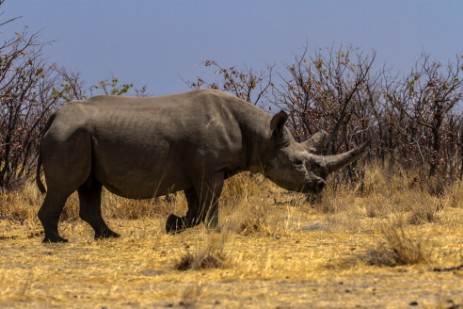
[2,1,463,307]
[1,166,463,308]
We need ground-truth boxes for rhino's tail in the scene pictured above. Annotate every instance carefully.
[36,113,56,194]
[36,152,46,193]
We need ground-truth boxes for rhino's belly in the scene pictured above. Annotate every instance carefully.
[103,181,187,199]
[94,163,191,199]
[91,138,192,198]
[99,174,190,199]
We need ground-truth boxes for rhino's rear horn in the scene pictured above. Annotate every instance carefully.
[302,130,328,154]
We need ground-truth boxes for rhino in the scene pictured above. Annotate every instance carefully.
[36,89,368,242]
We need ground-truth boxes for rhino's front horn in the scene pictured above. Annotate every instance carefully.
[317,140,370,173]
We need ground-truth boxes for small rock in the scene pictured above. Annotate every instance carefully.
[301,222,330,232]
[139,269,163,276]
[409,301,418,306]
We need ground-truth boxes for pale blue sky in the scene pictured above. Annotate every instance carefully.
[2,0,462,95]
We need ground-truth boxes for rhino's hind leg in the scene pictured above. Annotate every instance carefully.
[78,177,120,239]
[38,192,70,243]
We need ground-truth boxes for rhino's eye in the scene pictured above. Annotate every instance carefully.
[294,159,304,166]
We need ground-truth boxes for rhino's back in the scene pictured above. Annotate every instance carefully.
[75,90,245,154]
[45,90,250,198]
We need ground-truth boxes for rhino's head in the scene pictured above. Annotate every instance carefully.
[261,111,368,194]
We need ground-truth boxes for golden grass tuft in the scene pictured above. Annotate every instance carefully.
[220,173,278,236]
[0,183,41,223]
[178,284,205,308]
[176,234,229,271]
[365,218,433,267]
[446,180,463,209]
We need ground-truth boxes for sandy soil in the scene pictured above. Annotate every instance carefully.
[1,212,462,309]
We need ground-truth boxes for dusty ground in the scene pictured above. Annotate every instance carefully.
[1,174,463,308]
[1,206,463,308]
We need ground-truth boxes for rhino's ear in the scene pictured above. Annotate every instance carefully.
[270,110,288,132]
[302,130,328,154]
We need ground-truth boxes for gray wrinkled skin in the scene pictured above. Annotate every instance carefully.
[36,89,368,242]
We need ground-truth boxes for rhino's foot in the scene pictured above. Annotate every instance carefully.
[166,214,187,234]
[42,235,69,243]
[95,229,120,239]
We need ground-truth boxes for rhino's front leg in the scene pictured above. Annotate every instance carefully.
[166,188,199,234]
[166,172,224,233]
[165,214,185,233]
[196,172,224,230]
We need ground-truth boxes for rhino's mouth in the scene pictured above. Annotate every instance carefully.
[300,179,325,194]
[274,178,326,194]
[310,179,326,194]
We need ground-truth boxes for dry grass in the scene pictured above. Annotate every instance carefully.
[176,234,229,271]
[366,218,433,266]
[1,166,463,307]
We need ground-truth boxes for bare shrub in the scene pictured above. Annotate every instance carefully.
[384,55,463,179]
[186,60,273,106]
[0,31,62,190]
[192,48,463,190]
[0,1,147,192]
